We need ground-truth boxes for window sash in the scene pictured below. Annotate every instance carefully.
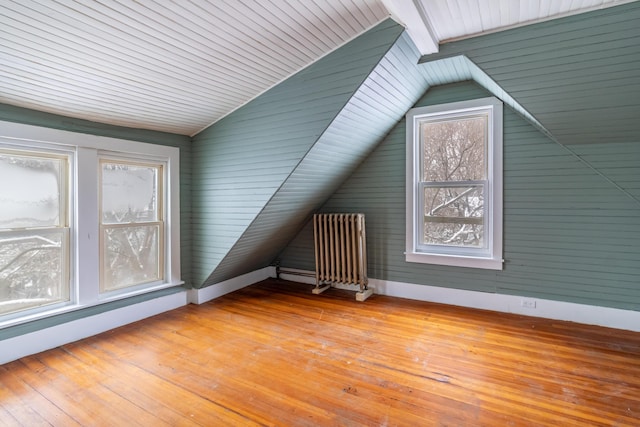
[100,223,164,293]
[417,110,489,253]
[419,113,488,183]
[417,181,488,253]
[0,227,70,317]
[99,159,163,225]
[98,159,165,294]
[0,147,71,318]
[0,148,69,230]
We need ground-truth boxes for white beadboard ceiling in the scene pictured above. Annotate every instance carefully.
[0,0,635,136]
[388,0,638,49]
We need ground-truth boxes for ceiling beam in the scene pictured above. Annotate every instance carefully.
[380,0,439,55]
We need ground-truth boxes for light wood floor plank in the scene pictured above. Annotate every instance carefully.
[1,279,639,426]
[0,362,80,426]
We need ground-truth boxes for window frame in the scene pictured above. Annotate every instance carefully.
[406,97,503,270]
[0,145,73,319]
[98,156,166,294]
[0,121,181,328]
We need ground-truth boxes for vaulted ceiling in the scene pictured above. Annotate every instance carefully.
[1,0,636,137]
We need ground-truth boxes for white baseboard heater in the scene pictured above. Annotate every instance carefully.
[313,213,372,301]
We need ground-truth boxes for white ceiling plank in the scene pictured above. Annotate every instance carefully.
[0,21,240,104]
[0,0,636,135]
[15,0,268,95]
[320,0,364,34]
[457,0,478,34]
[215,0,315,64]
[113,1,294,79]
[0,0,390,134]
[79,0,286,86]
[251,1,330,54]
[350,0,387,23]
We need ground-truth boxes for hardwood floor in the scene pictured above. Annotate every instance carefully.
[1,279,639,426]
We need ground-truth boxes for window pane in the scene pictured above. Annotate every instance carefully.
[0,230,69,316]
[424,221,484,248]
[0,152,64,229]
[421,115,486,182]
[101,162,159,224]
[102,225,161,292]
[423,185,484,247]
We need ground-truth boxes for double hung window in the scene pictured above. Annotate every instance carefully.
[406,97,503,269]
[0,121,181,327]
[100,159,164,293]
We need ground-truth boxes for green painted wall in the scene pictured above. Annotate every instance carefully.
[278,81,640,311]
[190,20,411,287]
[421,2,640,146]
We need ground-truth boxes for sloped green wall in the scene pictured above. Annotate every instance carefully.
[278,81,640,311]
[190,20,411,287]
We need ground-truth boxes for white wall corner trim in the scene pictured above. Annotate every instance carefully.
[188,267,274,304]
[0,290,188,365]
[275,269,640,332]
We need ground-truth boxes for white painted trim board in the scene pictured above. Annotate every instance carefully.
[0,291,188,365]
[1,267,274,365]
[276,269,640,333]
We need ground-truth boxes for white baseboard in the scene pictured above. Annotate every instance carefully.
[188,266,274,304]
[1,290,188,365]
[1,267,274,365]
[276,269,640,332]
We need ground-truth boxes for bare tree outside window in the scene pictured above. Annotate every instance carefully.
[0,152,69,316]
[420,115,487,248]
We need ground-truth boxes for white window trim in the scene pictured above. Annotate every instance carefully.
[405,97,503,270]
[0,121,182,328]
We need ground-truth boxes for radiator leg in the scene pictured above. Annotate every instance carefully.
[312,282,331,294]
[355,288,373,301]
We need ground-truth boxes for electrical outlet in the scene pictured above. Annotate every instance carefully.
[521,299,537,309]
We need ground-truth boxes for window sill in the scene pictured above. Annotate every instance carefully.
[0,280,185,331]
[405,252,503,270]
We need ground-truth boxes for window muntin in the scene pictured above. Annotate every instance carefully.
[99,160,164,292]
[406,97,503,269]
[0,149,71,316]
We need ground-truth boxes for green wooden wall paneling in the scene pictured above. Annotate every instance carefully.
[202,29,434,285]
[279,81,640,311]
[191,19,409,286]
[422,2,640,145]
